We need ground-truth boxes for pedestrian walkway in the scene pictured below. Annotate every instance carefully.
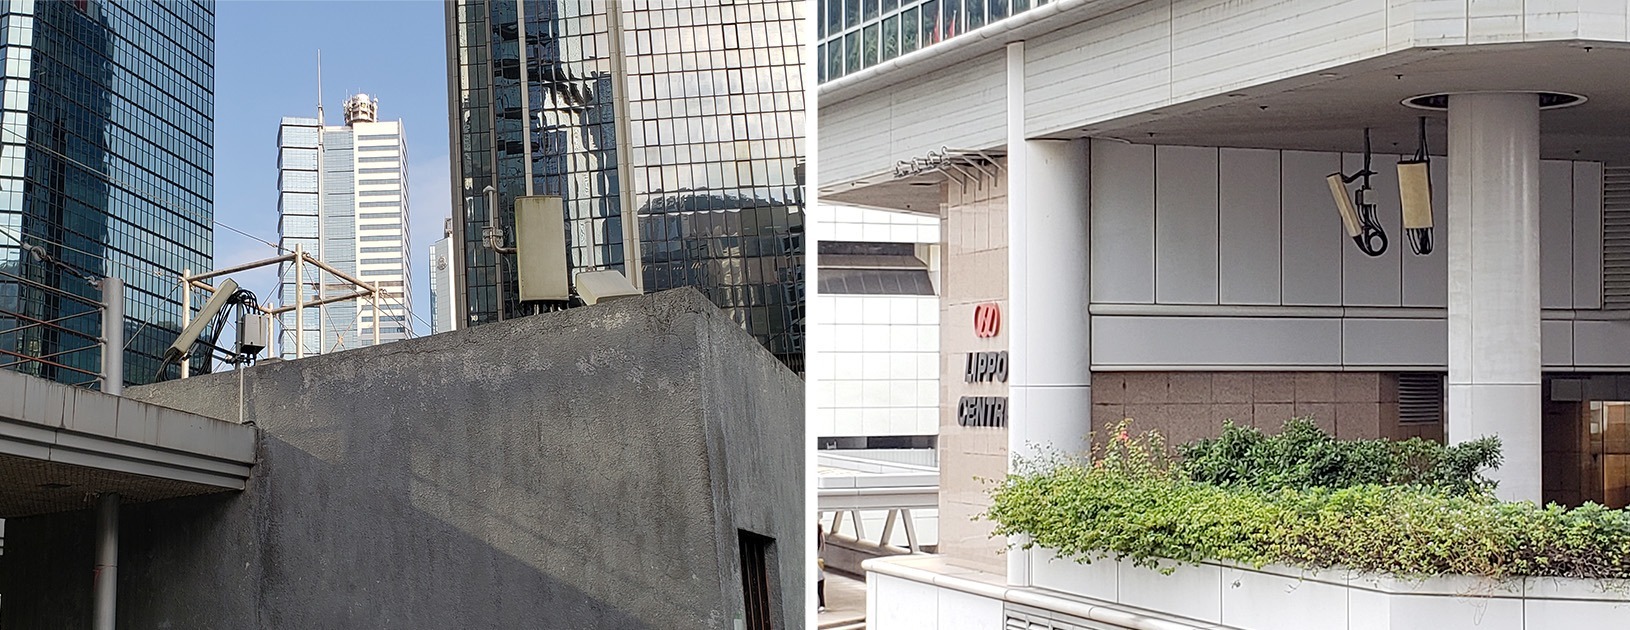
[818,570,867,629]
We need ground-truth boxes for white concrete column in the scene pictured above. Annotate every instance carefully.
[1006,41,1093,585]
[1447,92,1542,504]
[100,277,123,396]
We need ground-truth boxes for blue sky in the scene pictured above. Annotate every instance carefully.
[214,0,449,336]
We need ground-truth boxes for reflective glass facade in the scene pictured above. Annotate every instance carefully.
[447,0,805,371]
[817,0,1036,81]
[0,0,213,386]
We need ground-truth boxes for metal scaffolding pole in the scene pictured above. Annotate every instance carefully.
[294,244,304,359]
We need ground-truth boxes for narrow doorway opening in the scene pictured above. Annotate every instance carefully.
[738,529,776,630]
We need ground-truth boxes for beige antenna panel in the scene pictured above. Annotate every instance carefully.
[515,195,570,302]
[1397,161,1434,229]
[1326,174,1361,237]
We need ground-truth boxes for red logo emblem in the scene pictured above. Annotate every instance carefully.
[973,303,1001,338]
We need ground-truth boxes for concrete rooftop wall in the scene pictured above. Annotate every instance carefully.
[0,288,804,629]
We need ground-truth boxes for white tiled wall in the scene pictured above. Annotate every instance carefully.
[810,205,942,440]
[817,204,941,245]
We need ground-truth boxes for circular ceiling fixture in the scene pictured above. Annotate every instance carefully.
[1402,91,1586,111]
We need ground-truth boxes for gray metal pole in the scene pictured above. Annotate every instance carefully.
[294,244,305,359]
[179,270,191,379]
[485,186,508,322]
[92,492,119,630]
[100,277,123,396]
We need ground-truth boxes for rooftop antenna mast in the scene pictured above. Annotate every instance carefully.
[311,49,327,355]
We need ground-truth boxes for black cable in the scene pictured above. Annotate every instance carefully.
[1415,116,1428,162]
[0,226,102,285]
[0,124,287,255]
[1349,128,1388,257]
[1353,194,1388,256]
[1405,117,1434,255]
[196,287,263,373]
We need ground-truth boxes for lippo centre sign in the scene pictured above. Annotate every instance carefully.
[958,302,1008,428]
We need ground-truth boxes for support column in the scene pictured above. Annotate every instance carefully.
[1005,41,1093,585]
[1447,92,1542,504]
[100,277,123,396]
[92,492,119,630]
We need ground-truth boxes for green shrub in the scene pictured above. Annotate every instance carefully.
[1177,418,1501,495]
[986,421,1630,580]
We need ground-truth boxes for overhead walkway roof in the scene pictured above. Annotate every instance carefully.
[818,452,939,512]
[0,369,256,517]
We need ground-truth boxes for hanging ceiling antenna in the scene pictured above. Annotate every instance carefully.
[1398,117,1435,255]
[1325,128,1389,257]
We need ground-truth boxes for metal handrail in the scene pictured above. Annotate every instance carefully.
[0,266,109,385]
[0,307,102,338]
[0,342,100,366]
[0,346,101,380]
[0,268,101,307]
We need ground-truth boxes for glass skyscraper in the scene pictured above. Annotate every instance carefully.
[0,0,213,386]
[446,0,805,372]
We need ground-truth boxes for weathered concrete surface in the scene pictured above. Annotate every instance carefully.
[0,288,803,629]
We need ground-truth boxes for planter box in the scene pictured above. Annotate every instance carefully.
[1032,548,1630,629]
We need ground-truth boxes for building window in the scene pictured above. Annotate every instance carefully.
[817,268,933,295]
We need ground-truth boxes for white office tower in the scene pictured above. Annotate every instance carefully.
[429,218,455,335]
[276,93,414,358]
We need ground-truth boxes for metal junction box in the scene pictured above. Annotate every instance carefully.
[237,311,272,357]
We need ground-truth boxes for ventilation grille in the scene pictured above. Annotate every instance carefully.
[1006,615,1069,630]
[1398,372,1445,425]
[1603,166,1630,308]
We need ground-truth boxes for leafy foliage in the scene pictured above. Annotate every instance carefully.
[986,419,1630,580]
[1177,418,1502,495]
